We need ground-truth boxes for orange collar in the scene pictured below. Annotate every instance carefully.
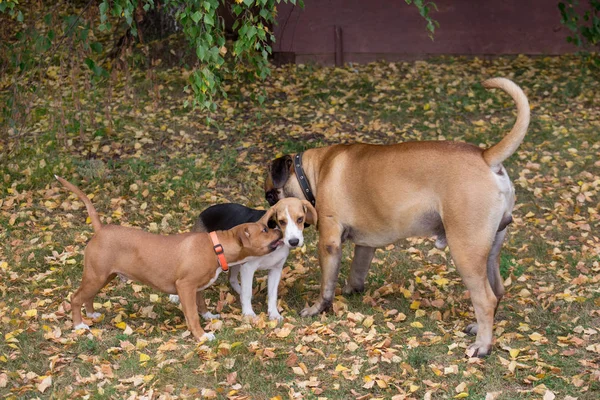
[209,231,228,272]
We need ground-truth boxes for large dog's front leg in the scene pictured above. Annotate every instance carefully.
[300,220,343,317]
[342,245,376,295]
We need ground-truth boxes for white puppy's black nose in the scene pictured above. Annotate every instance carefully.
[288,238,300,247]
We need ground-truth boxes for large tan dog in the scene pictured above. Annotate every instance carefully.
[56,176,282,341]
[264,78,529,357]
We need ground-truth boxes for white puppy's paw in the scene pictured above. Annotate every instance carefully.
[201,311,221,320]
[74,322,90,331]
[201,332,216,342]
[169,294,180,304]
[242,311,257,321]
[86,312,102,319]
[268,311,283,322]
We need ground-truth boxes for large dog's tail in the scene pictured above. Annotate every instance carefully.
[481,78,530,168]
[55,175,102,232]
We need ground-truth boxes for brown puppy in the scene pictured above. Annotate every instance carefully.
[56,176,282,341]
[264,78,530,357]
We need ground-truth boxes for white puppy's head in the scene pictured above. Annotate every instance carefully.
[260,198,317,248]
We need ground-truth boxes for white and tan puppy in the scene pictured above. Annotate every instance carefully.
[264,78,530,357]
[187,199,317,320]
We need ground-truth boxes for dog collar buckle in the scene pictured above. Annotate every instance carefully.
[209,231,228,272]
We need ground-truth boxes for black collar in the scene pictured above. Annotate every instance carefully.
[294,153,316,207]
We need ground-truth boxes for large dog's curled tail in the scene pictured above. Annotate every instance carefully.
[55,175,102,232]
[481,78,530,168]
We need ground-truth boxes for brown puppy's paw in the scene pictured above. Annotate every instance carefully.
[464,323,478,336]
[466,342,492,358]
[198,332,216,342]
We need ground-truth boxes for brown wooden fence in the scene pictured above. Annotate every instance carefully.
[273,0,580,65]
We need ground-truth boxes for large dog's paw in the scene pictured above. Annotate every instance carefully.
[342,283,365,295]
[466,341,492,358]
[300,298,331,317]
[300,304,325,317]
[464,323,478,336]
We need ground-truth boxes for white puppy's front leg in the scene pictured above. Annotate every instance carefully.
[229,264,242,295]
[239,263,257,318]
[267,263,284,321]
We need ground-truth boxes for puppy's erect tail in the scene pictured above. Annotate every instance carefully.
[55,175,102,232]
[481,78,530,168]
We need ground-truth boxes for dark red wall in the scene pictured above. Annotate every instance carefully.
[273,0,580,64]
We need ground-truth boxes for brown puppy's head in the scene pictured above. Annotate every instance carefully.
[264,155,304,206]
[234,222,283,258]
[259,198,317,248]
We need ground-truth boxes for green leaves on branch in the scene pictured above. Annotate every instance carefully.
[0,0,23,22]
[559,0,600,47]
[97,0,285,112]
[559,0,600,66]
[99,0,143,36]
[405,0,438,37]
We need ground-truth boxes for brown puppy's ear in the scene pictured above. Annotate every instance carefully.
[238,227,251,247]
[270,155,293,189]
[301,200,318,226]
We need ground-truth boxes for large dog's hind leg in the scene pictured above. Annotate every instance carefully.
[301,219,344,317]
[464,228,507,335]
[342,245,375,295]
[446,225,497,357]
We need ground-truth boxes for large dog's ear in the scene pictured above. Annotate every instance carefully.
[270,155,293,189]
[301,200,318,226]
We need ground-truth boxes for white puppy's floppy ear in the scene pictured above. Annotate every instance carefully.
[301,200,318,226]
[259,207,276,227]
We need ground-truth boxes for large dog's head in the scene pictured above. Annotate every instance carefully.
[264,155,305,206]
[259,198,317,248]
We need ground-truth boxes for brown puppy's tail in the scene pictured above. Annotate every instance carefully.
[481,78,530,168]
[55,175,102,232]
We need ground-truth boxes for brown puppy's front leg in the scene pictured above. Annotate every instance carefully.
[342,245,376,295]
[300,220,343,317]
[176,282,214,341]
